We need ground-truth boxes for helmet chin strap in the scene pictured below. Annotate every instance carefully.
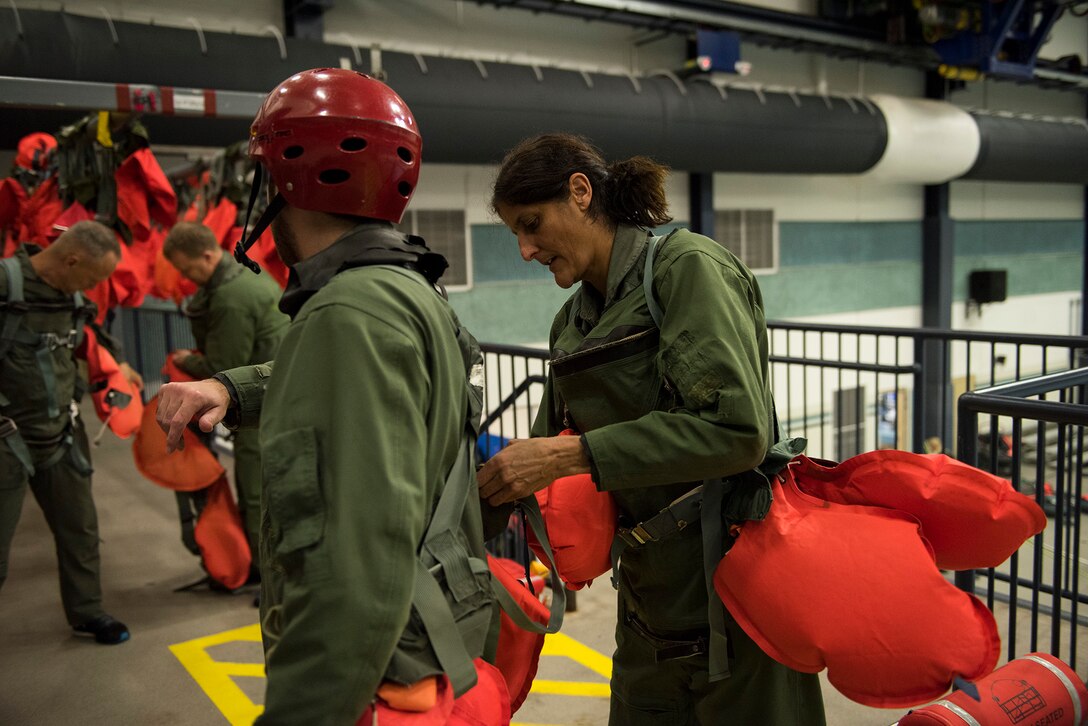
[233,163,287,275]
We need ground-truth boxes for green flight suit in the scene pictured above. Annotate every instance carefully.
[532,226,825,725]
[176,254,287,558]
[219,224,494,725]
[0,246,106,627]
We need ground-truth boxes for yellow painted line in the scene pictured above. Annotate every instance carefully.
[169,622,264,726]
[530,680,611,697]
[539,632,613,679]
[169,623,615,724]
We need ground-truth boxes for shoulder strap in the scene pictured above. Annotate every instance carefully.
[0,256,25,360]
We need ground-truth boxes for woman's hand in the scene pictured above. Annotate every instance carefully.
[476,435,591,506]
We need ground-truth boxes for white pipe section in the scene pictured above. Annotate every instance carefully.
[864,94,980,184]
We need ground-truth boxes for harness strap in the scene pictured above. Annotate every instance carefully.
[0,257,24,360]
[0,416,35,475]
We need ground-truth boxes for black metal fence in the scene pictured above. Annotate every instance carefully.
[958,369,1088,676]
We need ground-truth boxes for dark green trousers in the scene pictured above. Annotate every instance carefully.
[609,594,826,726]
[0,422,104,626]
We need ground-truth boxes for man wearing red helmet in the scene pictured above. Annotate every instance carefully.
[155,69,503,724]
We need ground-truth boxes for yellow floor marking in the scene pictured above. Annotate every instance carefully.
[170,625,614,726]
[169,622,264,726]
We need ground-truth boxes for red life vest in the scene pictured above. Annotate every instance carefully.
[898,653,1087,725]
[528,470,615,590]
[132,392,225,492]
[80,326,143,439]
[356,658,511,725]
[791,452,1046,570]
[194,474,251,590]
[488,555,550,713]
[714,464,1000,708]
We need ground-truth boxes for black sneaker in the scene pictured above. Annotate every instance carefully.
[73,615,130,645]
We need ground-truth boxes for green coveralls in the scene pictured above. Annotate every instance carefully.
[176,254,287,558]
[0,246,107,627]
[532,226,826,725]
[219,224,494,725]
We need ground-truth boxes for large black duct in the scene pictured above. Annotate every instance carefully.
[0,8,1084,184]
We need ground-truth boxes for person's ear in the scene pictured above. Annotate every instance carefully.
[568,173,593,212]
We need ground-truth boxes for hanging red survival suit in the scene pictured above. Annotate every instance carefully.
[79,326,143,439]
[131,358,250,590]
[898,653,1088,725]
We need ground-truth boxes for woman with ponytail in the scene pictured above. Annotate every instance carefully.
[476,133,825,725]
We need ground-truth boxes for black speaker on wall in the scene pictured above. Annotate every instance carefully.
[968,269,1008,304]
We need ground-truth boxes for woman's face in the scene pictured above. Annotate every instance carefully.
[495,174,603,290]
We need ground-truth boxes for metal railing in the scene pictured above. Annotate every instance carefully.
[958,369,1088,674]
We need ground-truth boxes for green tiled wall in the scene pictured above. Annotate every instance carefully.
[452,219,1084,344]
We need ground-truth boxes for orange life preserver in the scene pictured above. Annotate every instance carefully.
[898,653,1088,725]
[132,393,224,492]
[80,326,143,439]
[791,452,1046,570]
[714,464,1000,709]
[488,555,550,713]
[526,429,616,590]
[357,658,511,725]
[194,474,252,590]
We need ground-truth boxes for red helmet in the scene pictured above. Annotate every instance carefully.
[15,132,57,171]
[248,68,421,223]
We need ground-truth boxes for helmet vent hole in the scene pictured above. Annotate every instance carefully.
[282,145,304,160]
[318,169,351,185]
[340,137,367,152]
[397,147,414,163]
[398,181,413,198]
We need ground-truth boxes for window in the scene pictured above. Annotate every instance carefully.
[713,209,777,273]
[397,209,471,289]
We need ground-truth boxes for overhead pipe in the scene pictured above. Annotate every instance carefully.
[0,8,1084,184]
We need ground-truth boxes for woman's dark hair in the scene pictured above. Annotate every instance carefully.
[491,133,673,229]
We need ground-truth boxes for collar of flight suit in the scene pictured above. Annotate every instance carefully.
[277,221,447,319]
[573,224,651,334]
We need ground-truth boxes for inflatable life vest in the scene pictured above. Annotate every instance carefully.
[132,391,225,492]
[489,555,550,713]
[525,429,616,590]
[791,452,1046,570]
[714,464,1001,708]
[898,653,1088,725]
[80,326,143,438]
[357,658,511,725]
[194,474,251,590]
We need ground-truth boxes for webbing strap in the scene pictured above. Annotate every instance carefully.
[412,559,479,696]
[700,481,730,682]
[35,345,60,418]
[0,257,24,360]
[491,496,566,635]
[0,421,35,475]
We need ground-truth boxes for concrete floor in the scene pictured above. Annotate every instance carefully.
[0,408,1066,725]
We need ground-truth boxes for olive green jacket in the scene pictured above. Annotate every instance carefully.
[176,254,287,379]
[220,230,486,725]
[0,246,105,441]
[532,225,772,631]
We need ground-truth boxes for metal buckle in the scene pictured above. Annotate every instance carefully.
[618,524,653,547]
[0,416,17,438]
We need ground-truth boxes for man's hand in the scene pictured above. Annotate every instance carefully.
[156,379,231,453]
[476,435,591,506]
[118,362,144,392]
[171,349,193,366]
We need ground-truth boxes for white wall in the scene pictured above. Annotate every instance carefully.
[714,173,923,221]
[952,182,1085,220]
